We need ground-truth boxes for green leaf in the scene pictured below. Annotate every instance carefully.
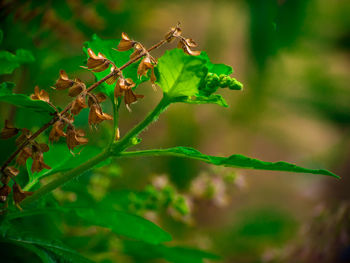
[74,208,172,244]
[6,207,172,245]
[198,52,233,75]
[0,82,54,113]
[3,231,91,263]
[0,49,35,75]
[83,34,147,98]
[156,49,207,98]
[120,147,338,178]
[175,94,228,107]
[123,240,219,263]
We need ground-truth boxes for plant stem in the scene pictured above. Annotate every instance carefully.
[112,96,170,154]
[21,149,111,207]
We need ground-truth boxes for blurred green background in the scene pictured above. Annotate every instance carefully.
[1,0,350,262]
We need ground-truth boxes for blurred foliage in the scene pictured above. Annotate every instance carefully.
[0,0,349,262]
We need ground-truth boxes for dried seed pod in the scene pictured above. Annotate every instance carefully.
[117,32,135,51]
[178,39,201,56]
[137,56,154,78]
[66,126,88,150]
[114,78,144,108]
[13,183,33,206]
[86,48,110,72]
[88,104,113,126]
[71,95,88,115]
[31,149,51,173]
[15,128,31,146]
[68,78,86,97]
[0,184,11,202]
[49,120,67,142]
[55,70,74,90]
[0,120,19,139]
[30,86,50,102]
[16,146,32,166]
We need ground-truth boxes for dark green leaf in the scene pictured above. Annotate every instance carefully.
[123,240,219,263]
[121,147,338,178]
[156,49,207,98]
[0,82,54,113]
[0,49,34,75]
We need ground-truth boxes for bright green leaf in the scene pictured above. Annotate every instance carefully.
[0,82,54,113]
[174,94,228,107]
[199,52,233,75]
[0,49,34,75]
[156,49,207,98]
[120,147,338,178]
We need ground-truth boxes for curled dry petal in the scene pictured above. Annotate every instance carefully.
[71,95,88,115]
[87,92,107,107]
[30,86,50,102]
[88,104,113,126]
[0,120,19,139]
[49,120,66,142]
[13,183,33,206]
[16,146,32,166]
[87,48,110,72]
[31,150,51,173]
[137,56,154,77]
[15,128,31,146]
[178,40,201,56]
[0,185,11,202]
[66,126,88,150]
[55,70,75,90]
[114,78,144,107]
[68,78,86,97]
[165,24,182,42]
[117,32,135,51]
[2,166,19,184]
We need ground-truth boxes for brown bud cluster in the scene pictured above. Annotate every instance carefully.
[55,70,86,97]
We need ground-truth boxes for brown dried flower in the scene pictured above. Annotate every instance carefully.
[0,184,11,202]
[105,67,120,85]
[117,32,135,51]
[13,183,33,207]
[137,56,154,78]
[49,120,67,142]
[30,86,50,103]
[15,128,31,146]
[16,146,33,166]
[2,166,19,185]
[55,70,75,90]
[68,78,86,97]
[88,104,113,126]
[165,24,182,42]
[66,126,88,151]
[31,144,51,173]
[114,78,144,109]
[130,43,144,60]
[71,95,88,115]
[178,38,200,56]
[0,120,19,139]
[87,92,107,107]
[87,48,110,72]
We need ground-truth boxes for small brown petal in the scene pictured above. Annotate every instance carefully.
[13,183,33,205]
[15,128,31,146]
[55,70,75,90]
[184,38,198,48]
[124,89,144,106]
[49,120,67,143]
[4,166,19,177]
[31,151,51,173]
[16,146,32,166]
[71,95,88,115]
[68,78,86,97]
[178,41,201,56]
[87,92,107,107]
[0,120,19,139]
[88,104,113,126]
[137,57,154,77]
[150,67,157,90]
[30,86,50,102]
[117,32,135,51]
[66,126,88,151]
[165,25,182,42]
[106,72,119,85]
[38,143,49,153]
[0,185,11,202]
[86,48,110,72]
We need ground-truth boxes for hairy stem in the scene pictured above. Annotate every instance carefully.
[21,148,111,207]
